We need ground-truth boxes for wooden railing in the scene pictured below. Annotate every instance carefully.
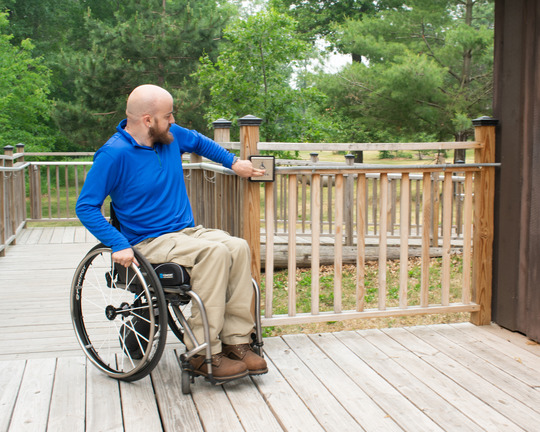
[0,116,498,328]
[263,165,482,321]
[0,145,28,255]
[207,116,498,327]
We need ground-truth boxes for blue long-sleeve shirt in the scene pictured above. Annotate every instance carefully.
[76,119,235,252]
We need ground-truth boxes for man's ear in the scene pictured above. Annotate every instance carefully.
[142,114,152,128]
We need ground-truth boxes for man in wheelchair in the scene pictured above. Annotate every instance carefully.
[76,84,268,382]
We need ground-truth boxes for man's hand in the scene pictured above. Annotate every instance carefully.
[231,159,266,178]
[112,247,139,268]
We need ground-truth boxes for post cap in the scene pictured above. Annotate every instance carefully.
[238,115,263,126]
[3,145,14,152]
[212,118,232,129]
[472,116,498,126]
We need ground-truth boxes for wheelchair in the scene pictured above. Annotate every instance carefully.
[70,238,264,394]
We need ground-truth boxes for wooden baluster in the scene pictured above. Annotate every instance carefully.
[288,174,297,317]
[334,174,344,314]
[378,173,388,310]
[356,173,366,311]
[265,181,275,318]
[421,172,432,307]
[441,171,453,306]
[399,173,410,309]
[462,172,474,304]
[311,174,321,315]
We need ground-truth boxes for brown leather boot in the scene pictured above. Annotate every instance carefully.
[222,344,268,375]
[188,352,248,382]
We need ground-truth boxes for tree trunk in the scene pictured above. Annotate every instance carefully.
[461,0,474,89]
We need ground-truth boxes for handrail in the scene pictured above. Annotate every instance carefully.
[183,139,481,152]
[258,141,481,152]
[0,153,26,161]
[29,161,93,166]
[23,152,95,157]
[184,162,235,175]
[215,142,241,150]
[276,162,500,172]
[0,162,31,171]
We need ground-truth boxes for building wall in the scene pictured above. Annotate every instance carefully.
[492,0,540,341]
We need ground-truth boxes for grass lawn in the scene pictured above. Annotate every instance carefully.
[260,253,470,337]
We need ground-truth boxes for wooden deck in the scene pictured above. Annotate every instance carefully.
[1,227,540,431]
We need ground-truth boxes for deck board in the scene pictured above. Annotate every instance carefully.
[374,328,530,431]
[332,330,483,432]
[0,360,26,432]
[263,337,364,432]
[283,333,402,432]
[8,358,56,432]
[1,227,540,431]
[151,350,204,432]
[47,357,86,432]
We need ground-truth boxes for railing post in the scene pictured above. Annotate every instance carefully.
[0,148,5,256]
[238,115,262,286]
[471,116,498,326]
[16,144,27,223]
[4,146,16,243]
[29,163,42,220]
[345,154,355,246]
[213,119,233,235]
[189,132,204,225]
[213,118,232,144]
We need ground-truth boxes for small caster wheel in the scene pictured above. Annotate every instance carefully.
[181,369,191,395]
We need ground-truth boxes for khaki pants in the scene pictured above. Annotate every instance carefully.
[135,226,254,355]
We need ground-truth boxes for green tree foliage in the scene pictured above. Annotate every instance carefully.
[0,1,496,153]
[196,8,330,144]
[269,0,410,40]
[0,13,54,151]
[53,0,235,149]
[1,0,83,54]
[318,0,494,143]
[269,0,402,61]
[269,0,378,40]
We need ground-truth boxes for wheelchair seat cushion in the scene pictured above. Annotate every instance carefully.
[152,262,190,287]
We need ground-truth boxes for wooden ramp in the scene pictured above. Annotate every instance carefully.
[1,228,540,431]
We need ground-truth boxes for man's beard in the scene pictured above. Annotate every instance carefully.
[149,125,173,145]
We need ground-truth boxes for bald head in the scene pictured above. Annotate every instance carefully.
[124,85,175,147]
[126,84,173,120]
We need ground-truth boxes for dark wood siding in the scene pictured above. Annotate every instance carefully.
[492,0,540,341]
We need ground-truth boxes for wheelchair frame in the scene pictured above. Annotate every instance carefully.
[70,242,264,394]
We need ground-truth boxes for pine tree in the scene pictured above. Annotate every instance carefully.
[318,0,494,145]
[53,0,236,149]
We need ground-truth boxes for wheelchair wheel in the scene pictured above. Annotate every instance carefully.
[70,244,168,381]
[181,368,192,395]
